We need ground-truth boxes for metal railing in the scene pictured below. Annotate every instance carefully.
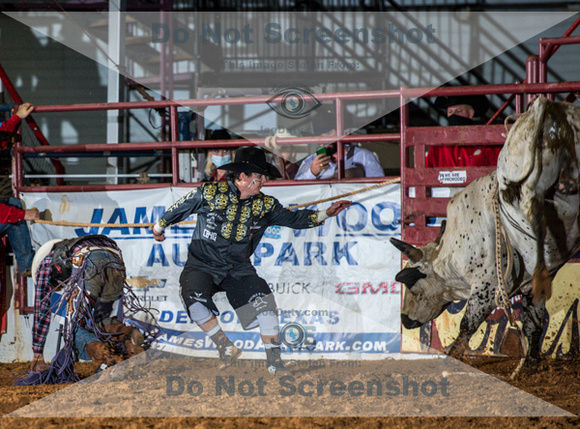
[399,80,580,247]
[13,90,404,193]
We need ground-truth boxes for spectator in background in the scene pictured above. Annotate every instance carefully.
[295,109,384,180]
[0,198,39,276]
[426,94,502,167]
[0,102,34,141]
[203,129,235,182]
[272,145,299,180]
[263,128,301,180]
[0,102,40,276]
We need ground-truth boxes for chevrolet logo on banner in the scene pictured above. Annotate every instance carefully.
[127,276,167,290]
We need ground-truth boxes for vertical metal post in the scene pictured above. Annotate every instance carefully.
[160,10,167,142]
[170,105,179,186]
[525,55,539,107]
[335,98,344,180]
[0,238,7,333]
[514,82,524,114]
[12,139,22,192]
[399,87,408,241]
[538,39,555,101]
[106,1,126,185]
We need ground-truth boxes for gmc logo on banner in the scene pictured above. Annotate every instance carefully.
[336,282,401,295]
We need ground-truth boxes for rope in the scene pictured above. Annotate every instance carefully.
[32,178,401,228]
[287,177,401,210]
[492,179,516,325]
[34,219,197,228]
[492,179,530,379]
[503,112,525,137]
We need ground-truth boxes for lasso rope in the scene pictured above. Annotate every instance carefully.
[33,219,193,228]
[491,179,528,379]
[33,178,401,228]
[288,177,400,210]
[492,183,515,320]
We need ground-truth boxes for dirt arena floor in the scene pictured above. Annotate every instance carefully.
[0,354,578,429]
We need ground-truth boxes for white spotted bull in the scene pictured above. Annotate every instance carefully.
[391,97,580,369]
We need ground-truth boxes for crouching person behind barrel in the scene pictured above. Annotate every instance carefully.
[17,235,156,385]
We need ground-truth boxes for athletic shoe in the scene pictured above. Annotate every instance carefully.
[267,357,292,376]
[217,343,242,368]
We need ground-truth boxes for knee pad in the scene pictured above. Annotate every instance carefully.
[256,310,280,337]
[188,302,213,325]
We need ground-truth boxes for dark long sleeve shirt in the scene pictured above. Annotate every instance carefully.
[158,181,322,281]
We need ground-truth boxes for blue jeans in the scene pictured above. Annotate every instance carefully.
[75,326,99,361]
[0,197,34,274]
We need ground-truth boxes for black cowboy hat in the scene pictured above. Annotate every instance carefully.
[434,94,490,117]
[220,146,282,179]
[209,128,231,140]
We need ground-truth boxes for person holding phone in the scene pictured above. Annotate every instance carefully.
[294,109,384,180]
[295,142,384,180]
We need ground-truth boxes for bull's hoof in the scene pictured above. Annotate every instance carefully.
[532,267,552,304]
[444,338,469,360]
[523,357,541,371]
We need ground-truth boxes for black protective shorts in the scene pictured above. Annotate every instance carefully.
[179,267,277,330]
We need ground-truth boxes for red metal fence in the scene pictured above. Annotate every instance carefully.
[13,90,402,193]
[12,80,580,248]
[399,81,580,247]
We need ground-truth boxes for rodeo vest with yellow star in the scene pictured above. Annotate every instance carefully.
[158,181,322,281]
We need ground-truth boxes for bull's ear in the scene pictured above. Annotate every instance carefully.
[389,238,424,263]
[395,267,427,289]
[435,220,447,246]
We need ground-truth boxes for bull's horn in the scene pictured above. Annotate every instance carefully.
[389,238,424,263]
[435,220,447,246]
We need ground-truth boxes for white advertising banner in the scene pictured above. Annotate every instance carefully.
[22,183,402,360]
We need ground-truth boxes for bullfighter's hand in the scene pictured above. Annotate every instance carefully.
[24,208,40,221]
[16,102,34,119]
[326,200,352,217]
[310,153,331,177]
[152,228,165,242]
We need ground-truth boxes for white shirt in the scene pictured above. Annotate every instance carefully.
[295,146,384,180]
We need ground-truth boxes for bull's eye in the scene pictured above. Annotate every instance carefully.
[395,267,427,289]
[267,87,321,119]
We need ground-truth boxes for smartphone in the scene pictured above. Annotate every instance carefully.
[316,147,327,156]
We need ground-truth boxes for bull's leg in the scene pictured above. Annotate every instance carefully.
[447,296,497,359]
[530,197,552,304]
[519,293,546,368]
